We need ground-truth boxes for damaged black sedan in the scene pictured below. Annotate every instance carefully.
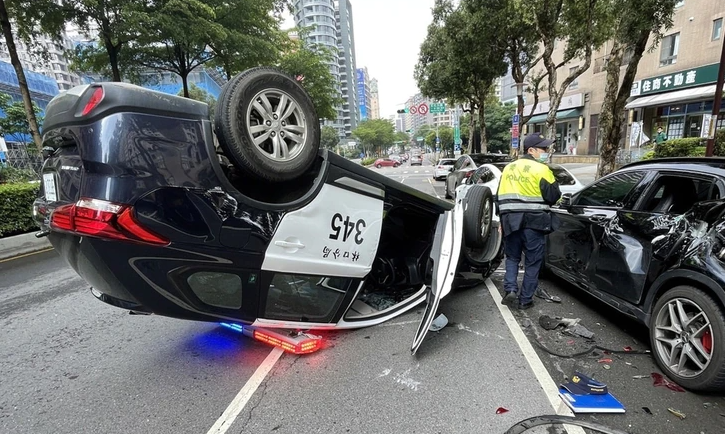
[545,158,725,391]
[31,68,500,355]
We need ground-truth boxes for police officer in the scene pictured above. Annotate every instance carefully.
[497,133,562,309]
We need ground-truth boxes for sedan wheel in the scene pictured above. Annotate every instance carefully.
[650,285,725,391]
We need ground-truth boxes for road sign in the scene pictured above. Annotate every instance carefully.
[436,137,440,144]
[409,105,418,114]
[512,137,519,149]
[454,126,461,145]
[430,103,446,114]
[511,125,520,138]
[512,113,521,124]
[418,103,429,115]
[416,136,424,142]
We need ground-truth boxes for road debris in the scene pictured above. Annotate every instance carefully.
[632,375,649,379]
[496,407,510,414]
[642,407,653,415]
[598,358,613,363]
[429,313,448,332]
[652,372,686,392]
[602,365,611,370]
[538,315,595,339]
[667,407,686,419]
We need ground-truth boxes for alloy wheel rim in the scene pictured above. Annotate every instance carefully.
[480,199,491,240]
[654,297,713,378]
[246,89,306,162]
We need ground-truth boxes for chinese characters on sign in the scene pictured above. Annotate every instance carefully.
[322,246,360,262]
[631,63,719,97]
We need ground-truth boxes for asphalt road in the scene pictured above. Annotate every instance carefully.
[2,155,721,434]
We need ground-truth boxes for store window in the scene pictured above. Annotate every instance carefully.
[659,33,680,66]
[714,18,723,41]
[667,117,685,139]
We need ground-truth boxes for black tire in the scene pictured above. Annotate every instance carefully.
[214,67,320,183]
[376,164,382,168]
[649,285,725,391]
[394,163,400,167]
[463,219,503,277]
[463,185,493,248]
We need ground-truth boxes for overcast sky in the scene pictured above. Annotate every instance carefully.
[283,0,435,119]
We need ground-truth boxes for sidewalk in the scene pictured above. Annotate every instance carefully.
[0,232,52,261]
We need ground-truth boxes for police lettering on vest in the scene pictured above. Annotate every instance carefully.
[497,159,556,213]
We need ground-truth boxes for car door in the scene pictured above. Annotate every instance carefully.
[447,156,468,194]
[592,171,724,304]
[411,195,464,355]
[548,170,648,289]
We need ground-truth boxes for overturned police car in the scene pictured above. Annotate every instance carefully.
[32,68,499,355]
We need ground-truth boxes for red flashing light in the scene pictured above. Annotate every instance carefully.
[252,329,322,354]
[81,87,104,116]
[464,170,474,178]
[50,198,169,246]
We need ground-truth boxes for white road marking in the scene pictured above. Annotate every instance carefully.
[426,178,441,198]
[206,347,284,434]
[484,278,586,434]
[379,319,420,327]
[403,171,409,174]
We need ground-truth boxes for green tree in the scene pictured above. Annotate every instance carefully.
[320,125,339,150]
[425,126,454,154]
[352,119,396,156]
[485,101,516,153]
[0,0,65,150]
[62,0,152,82]
[394,131,409,146]
[0,92,43,142]
[177,83,216,119]
[207,0,288,80]
[596,0,678,178]
[416,0,508,153]
[277,37,341,121]
[518,0,614,140]
[134,0,226,98]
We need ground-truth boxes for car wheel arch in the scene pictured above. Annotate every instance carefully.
[644,271,725,325]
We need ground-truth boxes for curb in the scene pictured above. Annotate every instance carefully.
[0,232,52,261]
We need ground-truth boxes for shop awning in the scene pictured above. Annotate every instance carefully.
[526,108,582,124]
[625,84,724,109]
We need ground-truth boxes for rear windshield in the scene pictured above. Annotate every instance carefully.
[471,155,510,166]
[439,160,455,165]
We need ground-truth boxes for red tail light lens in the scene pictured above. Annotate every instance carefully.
[81,87,104,116]
[464,170,474,178]
[50,198,169,246]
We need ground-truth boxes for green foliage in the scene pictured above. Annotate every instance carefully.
[394,131,410,145]
[653,138,705,158]
[0,93,43,140]
[0,182,39,237]
[277,38,341,120]
[0,166,38,183]
[424,126,454,154]
[178,83,216,119]
[352,119,396,155]
[714,128,725,157]
[320,126,339,150]
[640,150,655,160]
[361,157,376,166]
[485,101,516,153]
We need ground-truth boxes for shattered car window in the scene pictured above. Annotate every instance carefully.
[264,274,351,322]
[576,171,645,208]
[640,176,718,214]
[549,166,576,186]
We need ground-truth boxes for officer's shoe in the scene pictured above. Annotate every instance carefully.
[501,291,518,305]
[517,300,535,310]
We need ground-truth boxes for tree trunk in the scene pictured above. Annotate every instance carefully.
[597,31,650,178]
[102,36,122,82]
[467,102,476,154]
[478,99,488,154]
[181,72,190,98]
[0,0,42,151]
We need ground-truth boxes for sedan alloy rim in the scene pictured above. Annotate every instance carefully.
[654,297,713,378]
[246,89,307,162]
[480,200,491,240]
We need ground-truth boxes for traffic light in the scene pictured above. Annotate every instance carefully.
[405,129,412,133]
[397,108,409,114]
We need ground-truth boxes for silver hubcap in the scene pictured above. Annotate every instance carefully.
[246,89,306,162]
[654,297,713,378]
[480,199,491,240]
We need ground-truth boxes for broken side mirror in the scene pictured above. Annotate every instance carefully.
[559,193,573,209]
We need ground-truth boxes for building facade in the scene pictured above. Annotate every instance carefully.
[369,78,380,119]
[336,0,359,136]
[356,66,370,121]
[523,0,725,155]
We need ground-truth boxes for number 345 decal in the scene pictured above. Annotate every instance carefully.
[329,213,366,245]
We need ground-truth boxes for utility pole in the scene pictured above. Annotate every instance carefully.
[706,33,725,157]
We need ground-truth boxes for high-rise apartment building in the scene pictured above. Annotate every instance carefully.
[356,66,370,121]
[369,78,380,119]
[293,0,359,137]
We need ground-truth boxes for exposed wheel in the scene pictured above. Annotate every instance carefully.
[394,163,400,167]
[650,285,725,391]
[376,164,382,168]
[463,218,503,278]
[463,185,493,248]
[215,67,320,183]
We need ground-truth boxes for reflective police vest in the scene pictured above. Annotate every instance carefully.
[497,158,556,213]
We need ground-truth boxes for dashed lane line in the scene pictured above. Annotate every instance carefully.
[484,278,586,434]
[427,178,441,199]
[206,347,284,434]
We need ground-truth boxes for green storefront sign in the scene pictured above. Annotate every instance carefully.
[632,63,719,97]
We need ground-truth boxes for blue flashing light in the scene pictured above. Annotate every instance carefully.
[220,322,244,333]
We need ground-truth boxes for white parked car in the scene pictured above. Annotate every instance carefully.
[433,158,457,180]
[455,162,585,199]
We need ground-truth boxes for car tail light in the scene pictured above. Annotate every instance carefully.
[220,323,322,354]
[464,170,474,178]
[50,198,169,246]
[81,87,104,116]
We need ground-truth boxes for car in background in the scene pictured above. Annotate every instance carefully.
[544,157,725,392]
[410,153,424,166]
[374,158,401,168]
[434,158,456,180]
[399,153,409,162]
[445,153,512,199]
[456,161,585,197]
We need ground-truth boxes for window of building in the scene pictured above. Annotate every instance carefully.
[714,18,723,41]
[667,116,685,139]
[675,0,684,7]
[659,33,680,66]
[568,66,579,90]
